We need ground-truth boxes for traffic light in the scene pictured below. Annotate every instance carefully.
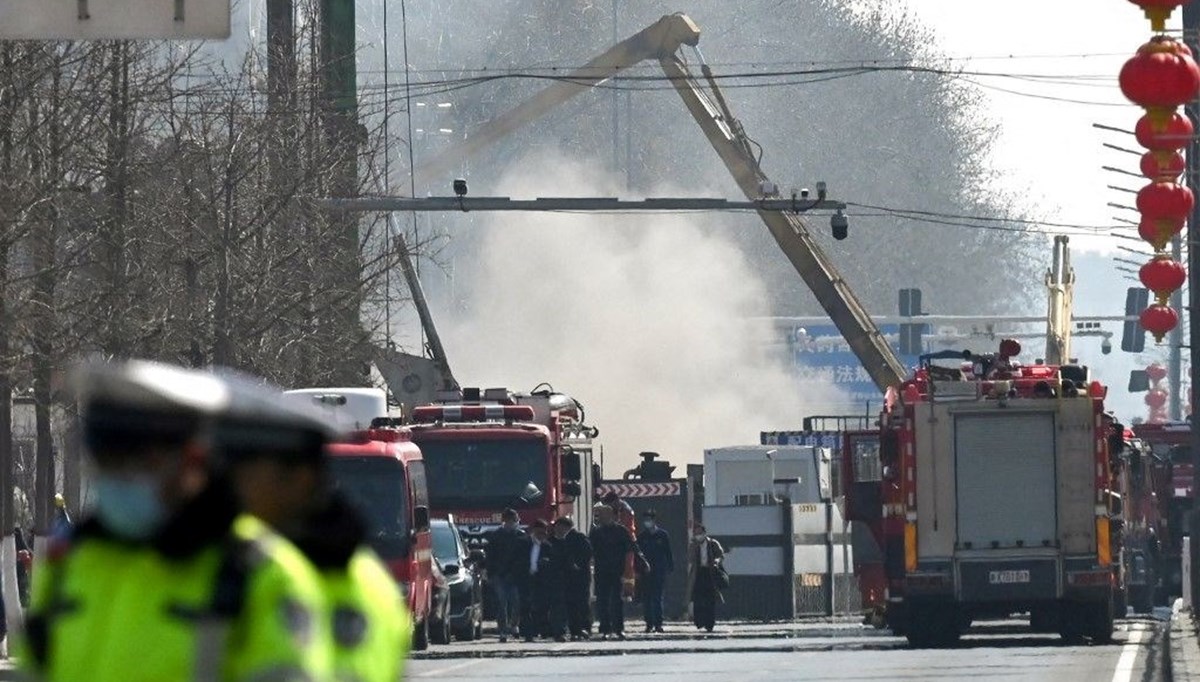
[1128,369,1150,393]
[898,288,924,355]
[899,288,922,317]
[1120,287,1149,353]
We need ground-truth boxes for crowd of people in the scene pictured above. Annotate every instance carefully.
[17,358,411,682]
[483,497,727,642]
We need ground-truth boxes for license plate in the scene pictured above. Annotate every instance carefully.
[988,570,1030,584]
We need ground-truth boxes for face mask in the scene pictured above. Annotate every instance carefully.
[95,473,168,541]
[694,534,706,542]
[642,520,655,530]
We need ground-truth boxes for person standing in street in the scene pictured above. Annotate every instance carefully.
[214,372,411,682]
[689,523,726,633]
[602,491,639,600]
[520,520,567,642]
[636,509,673,633]
[21,359,331,682]
[484,508,526,642]
[552,516,593,640]
[590,504,644,640]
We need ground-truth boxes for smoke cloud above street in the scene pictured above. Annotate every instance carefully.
[444,152,842,472]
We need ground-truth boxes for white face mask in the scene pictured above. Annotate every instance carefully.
[642,520,655,530]
[694,533,706,542]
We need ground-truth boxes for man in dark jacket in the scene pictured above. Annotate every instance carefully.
[589,504,643,640]
[484,509,526,642]
[636,509,673,633]
[520,520,567,642]
[552,516,593,640]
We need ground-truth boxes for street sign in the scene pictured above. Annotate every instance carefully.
[0,0,231,39]
[788,324,921,406]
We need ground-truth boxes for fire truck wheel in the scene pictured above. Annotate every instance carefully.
[1085,599,1115,644]
[413,618,430,651]
[904,603,960,648]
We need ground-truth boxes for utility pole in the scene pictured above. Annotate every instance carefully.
[320,0,366,383]
[1183,0,1200,611]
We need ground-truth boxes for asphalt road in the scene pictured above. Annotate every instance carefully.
[406,613,1170,681]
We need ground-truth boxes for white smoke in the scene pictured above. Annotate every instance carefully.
[443,152,843,473]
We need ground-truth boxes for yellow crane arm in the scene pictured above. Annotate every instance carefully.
[416,13,908,392]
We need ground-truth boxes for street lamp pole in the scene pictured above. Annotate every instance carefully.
[1183,0,1200,611]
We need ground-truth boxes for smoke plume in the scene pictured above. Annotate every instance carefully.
[443,152,842,473]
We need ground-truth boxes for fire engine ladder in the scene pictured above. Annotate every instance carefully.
[414,14,906,392]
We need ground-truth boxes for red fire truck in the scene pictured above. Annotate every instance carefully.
[409,386,598,545]
[1132,420,1191,604]
[842,341,1121,646]
[326,427,437,649]
[1116,426,1164,612]
[284,388,438,650]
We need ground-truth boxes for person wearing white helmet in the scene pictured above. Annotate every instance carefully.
[20,359,331,682]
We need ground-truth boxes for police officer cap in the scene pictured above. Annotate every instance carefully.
[212,370,342,465]
[72,359,231,455]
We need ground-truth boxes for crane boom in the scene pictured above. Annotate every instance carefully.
[1043,235,1075,366]
[415,15,701,182]
[415,13,907,391]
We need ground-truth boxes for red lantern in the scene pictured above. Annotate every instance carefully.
[1138,215,1185,251]
[1137,181,1195,222]
[1140,255,1187,304]
[1119,38,1200,113]
[1135,111,1193,151]
[1129,0,1189,32]
[1147,363,1168,383]
[1146,388,1169,409]
[1140,150,1187,180]
[1140,303,1180,342]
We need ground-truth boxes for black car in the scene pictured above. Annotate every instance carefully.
[432,517,485,640]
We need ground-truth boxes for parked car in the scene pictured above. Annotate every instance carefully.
[432,517,485,640]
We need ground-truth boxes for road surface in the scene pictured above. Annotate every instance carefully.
[407,614,1169,681]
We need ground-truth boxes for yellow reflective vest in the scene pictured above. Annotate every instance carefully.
[320,548,411,682]
[20,515,332,682]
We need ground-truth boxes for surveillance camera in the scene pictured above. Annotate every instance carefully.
[800,188,810,199]
[831,210,849,240]
[1101,338,1113,355]
[452,178,468,197]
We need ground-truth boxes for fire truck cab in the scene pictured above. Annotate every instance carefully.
[408,386,597,546]
[1132,420,1192,604]
[843,341,1120,647]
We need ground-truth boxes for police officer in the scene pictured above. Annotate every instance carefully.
[214,371,411,682]
[636,509,673,633]
[21,359,331,682]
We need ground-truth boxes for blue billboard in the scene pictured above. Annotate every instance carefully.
[784,324,922,407]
